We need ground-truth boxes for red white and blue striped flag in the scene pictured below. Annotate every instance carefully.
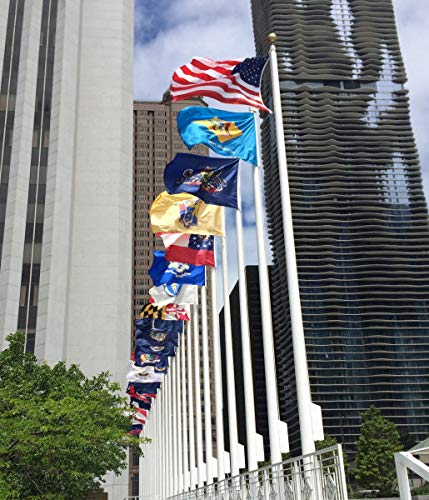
[159,233,215,267]
[170,56,270,112]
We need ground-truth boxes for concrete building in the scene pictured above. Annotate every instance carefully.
[252,0,429,455]
[0,1,133,496]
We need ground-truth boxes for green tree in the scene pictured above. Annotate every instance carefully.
[0,332,144,499]
[315,433,339,451]
[353,406,403,497]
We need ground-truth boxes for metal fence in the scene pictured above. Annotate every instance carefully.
[168,445,348,500]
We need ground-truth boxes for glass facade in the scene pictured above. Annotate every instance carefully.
[252,0,429,455]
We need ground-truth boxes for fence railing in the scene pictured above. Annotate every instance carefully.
[168,444,348,500]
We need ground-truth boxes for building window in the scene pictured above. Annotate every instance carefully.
[131,473,139,496]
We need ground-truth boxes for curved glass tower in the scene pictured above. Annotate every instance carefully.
[252,0,429,454]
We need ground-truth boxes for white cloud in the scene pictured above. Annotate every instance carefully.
[134,0,254,100]
[392,0,429,196]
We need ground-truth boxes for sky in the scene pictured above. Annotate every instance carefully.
[134,0,429,297]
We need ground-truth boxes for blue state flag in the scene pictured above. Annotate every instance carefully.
[133,352,170,373]
[164,153,238,209]
[149,250,206,287]
[135,340,176,358]
[177,106,257,165]
[127,382,161,396]
[135,317,182,348]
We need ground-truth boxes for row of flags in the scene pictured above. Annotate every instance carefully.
[127,55,269,437]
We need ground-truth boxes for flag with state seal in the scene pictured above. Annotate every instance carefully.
[150,191,223,236]
[177,106,257,165]
[164,153,239,209]
[149,250,206,287]
[139,302,190,321]
[148,282,199,307]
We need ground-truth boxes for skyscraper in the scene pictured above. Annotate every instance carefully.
[252,0,429,454]
[0,2,133,495]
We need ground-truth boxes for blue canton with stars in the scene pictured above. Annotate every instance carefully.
[188,234,214,251]
[231,56,269,87]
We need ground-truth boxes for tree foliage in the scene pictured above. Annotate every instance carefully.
[353,406,403,496]
[0,332,143,499]
[315,433,339,451]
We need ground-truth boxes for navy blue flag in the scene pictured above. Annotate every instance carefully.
[154,358,169,374]
[149,250,206,287]
[127,382,161,396]
[129,424,143,436]
[134,352,162,366]
[135,339,176,357]
[164,152,239,208]
[135,318,180,358]
[135,317,182,346]
[133,351,170,373]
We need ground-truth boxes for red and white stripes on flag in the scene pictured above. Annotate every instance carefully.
[170,56,270,112]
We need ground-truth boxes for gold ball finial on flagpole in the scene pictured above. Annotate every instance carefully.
[267,32,277,44]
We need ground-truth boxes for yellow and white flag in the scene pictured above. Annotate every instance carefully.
[150,191,224,236]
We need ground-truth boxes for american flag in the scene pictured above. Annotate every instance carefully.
[170,56,270,112]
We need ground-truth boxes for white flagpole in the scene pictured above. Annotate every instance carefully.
[209,263,226,481]
[155,392,160,497]
[193,303,204,487]
[146,424,152,497]
[164,373,174,496]
[149,400,159,494]
[158,393,163,498]
[139,421,147,496]
[162,384,168,499]
[201,282,214,484]
[171,359,178,495]
[176,343,184,493]
[251,108,283,464]
[187,320,196,489]
[235,166,259,472]
[167,378,172,498]
[181,330,189,491]
[221,211,240,477]
[159,388,165,499]
[147,408,154,498]
[268,32,315,455]
[156,395,162,497]
[144,404,150,496]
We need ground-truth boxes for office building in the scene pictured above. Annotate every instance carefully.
[0,1,133,496]
[252,0,429,454]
